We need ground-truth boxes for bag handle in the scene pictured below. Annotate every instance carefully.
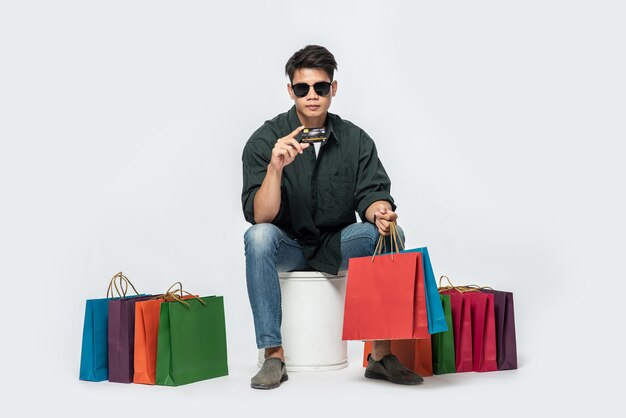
[155,281,208,309]
[165,281,184,297]
[148,282,182,302]
[464,284,494,291]
[106,272,140,298]
[437,275,482,293]
[164,291,207,309]
[438,276,492,292]
[371,221,404,262]
[390,222,404,252]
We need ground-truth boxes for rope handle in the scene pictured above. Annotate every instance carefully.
[165,281,184,297]
[164,291,207,308]
[150,282,208,308]
[438,275,488,293]
[371,221,404,262]
[106,272,140,298]
[464,284,494,291]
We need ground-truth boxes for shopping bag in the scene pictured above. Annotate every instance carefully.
[401,247,448,334]
[466,291,497,372]
[79,297,110,381]
[431,293,456,374]
[342,250,428,340]
[79,272,144,382]
[108,294,153,383]
[363,339,433,377]
[133,299,163,385]
[155,295,228,386]
[482,289,518,370]
[134,284,197,385]
[440,276,498,373]
[440,289,474,372]
[343,223,429,340]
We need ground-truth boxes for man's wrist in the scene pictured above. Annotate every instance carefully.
[267,163,282,178]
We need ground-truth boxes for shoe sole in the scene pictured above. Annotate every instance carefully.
[251,373,288,390]
[364,370,423,385]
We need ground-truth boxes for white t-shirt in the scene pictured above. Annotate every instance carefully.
[313,142,322,158]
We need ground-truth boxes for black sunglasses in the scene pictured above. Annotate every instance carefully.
[291,81,332,98]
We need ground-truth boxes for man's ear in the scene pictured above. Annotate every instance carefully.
[331,80,338,97]
[287,83,295,100]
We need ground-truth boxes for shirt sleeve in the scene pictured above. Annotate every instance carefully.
[241,138,271,225]
[354,131,396,222]
[242,133,291,225]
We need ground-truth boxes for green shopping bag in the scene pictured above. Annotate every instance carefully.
[155,295,228,386]
[431,294,456,374]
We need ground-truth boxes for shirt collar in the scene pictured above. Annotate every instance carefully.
[288,105,338,143]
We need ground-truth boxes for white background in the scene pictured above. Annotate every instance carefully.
[1,1,624,416]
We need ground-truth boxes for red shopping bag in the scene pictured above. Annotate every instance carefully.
[441,290,474,372]
[441,289,497,373]
[342,251,428,341]
[363,340,433,377]
[466,291,497,372]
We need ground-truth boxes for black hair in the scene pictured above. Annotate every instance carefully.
[285,45,338,83]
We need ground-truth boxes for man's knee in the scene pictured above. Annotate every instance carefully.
[361,223,380,251]
[244,223,282,254]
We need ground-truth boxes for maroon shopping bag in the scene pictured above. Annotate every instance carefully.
[482,289,518,370]
[466,291,497,372]
[108,295,153,383]
[441,290,473,372]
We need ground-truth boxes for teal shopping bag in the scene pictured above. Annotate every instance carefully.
[401,247,448,334]
[79,272,143,382]
[79,298,110,381]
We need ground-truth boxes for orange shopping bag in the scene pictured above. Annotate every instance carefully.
[363,340,433,377]
[134,299,164,384]
[133,284,196,384]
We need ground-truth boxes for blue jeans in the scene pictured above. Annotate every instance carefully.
[244,222,405,349]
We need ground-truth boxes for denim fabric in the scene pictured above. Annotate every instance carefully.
[244,222,405,349]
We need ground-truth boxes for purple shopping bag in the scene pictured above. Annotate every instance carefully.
[482,289,517,370]
[108,295,153,383]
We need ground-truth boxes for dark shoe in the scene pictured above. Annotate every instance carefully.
[365,354,424,385]
[251,358,288,390]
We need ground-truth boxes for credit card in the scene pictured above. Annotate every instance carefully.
[299,127,327,143]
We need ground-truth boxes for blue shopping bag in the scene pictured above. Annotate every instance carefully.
[79,297,111,381]
[401,247,448,334]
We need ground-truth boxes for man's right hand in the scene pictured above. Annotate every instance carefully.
[270,126,310,171]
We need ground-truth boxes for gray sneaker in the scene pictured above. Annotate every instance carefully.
[251,358,288,390]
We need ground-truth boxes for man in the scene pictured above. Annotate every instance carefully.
[241,45,422,389]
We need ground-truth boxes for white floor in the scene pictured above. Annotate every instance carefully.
[12,338,616,418]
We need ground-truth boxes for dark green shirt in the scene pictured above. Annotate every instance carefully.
[241,105,395,274]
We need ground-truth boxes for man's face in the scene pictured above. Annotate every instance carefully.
[288,68,338,123]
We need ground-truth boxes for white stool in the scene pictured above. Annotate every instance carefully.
[257,271,348,371]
